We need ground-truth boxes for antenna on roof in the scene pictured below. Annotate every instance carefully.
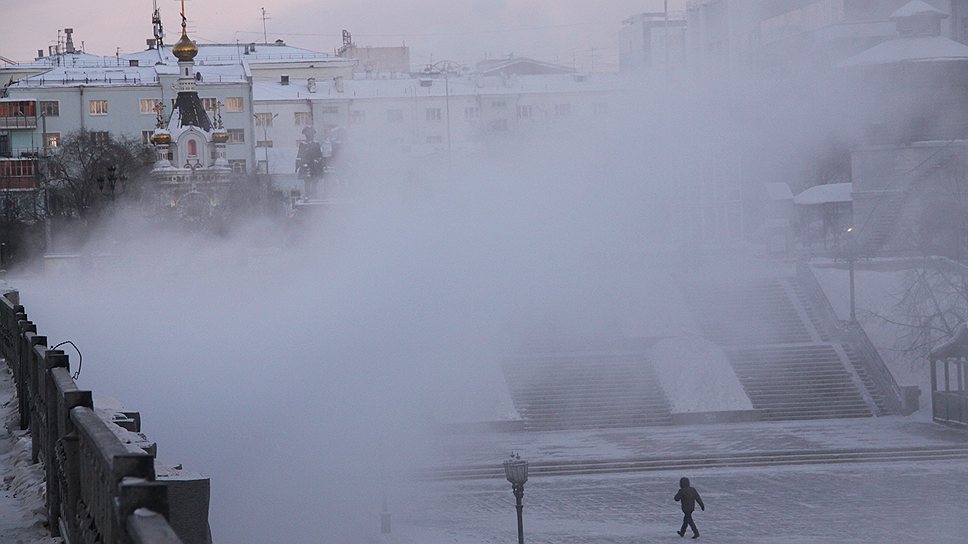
[152,0,165,47]
[261,7,271,46]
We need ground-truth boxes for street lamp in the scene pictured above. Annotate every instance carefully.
[96,165,127,201]
[503,453,528,544]
[846,226,856,322]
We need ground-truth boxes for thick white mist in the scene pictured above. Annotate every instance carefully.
[11,72,859,542]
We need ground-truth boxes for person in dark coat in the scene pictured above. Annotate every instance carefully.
[674,476,704,538]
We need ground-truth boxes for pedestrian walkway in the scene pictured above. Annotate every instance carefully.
[389,459,968,543]
[377,415,968,542]
[0,365,61,544]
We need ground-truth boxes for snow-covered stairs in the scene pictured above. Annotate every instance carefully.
[685,279,819,346]
[683,277,880,421]
[502,350,673,431]
[724,344,872,420]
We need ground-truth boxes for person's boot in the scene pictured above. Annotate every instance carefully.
[677,530,685,537]
[692,533,700,539]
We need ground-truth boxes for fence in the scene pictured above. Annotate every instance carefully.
[1,288,209,544]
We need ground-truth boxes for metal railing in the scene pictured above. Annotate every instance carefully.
[795,260,905,414]
[0,116,37,129]
[1,288,206,544]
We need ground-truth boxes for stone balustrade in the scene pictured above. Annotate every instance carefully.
[1,288,211,544]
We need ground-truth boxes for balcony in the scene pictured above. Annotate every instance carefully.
[0,115,37,129]
[0,147,47,159]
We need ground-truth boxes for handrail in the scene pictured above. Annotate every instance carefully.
[795,261,904,414]
[0,288,201,544]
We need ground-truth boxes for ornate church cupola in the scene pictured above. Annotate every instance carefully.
[890,1,948,37]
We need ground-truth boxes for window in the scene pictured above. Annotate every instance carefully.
[350,110,365,124]
[464,107,480,120]
[40,101,59,117]
[295,112,313,126]
[254,113,274,127]
[187,139,198,157]
[228,159,247,174]
[555,103,571,116]
[516,105,532,119]
[45,133,61,148]
[426,108,442,121]
[226,129,245,144]
[491,100,506,109]
[91,131,111,146]
[593,102,608,115]
[224,97,244,112]
[89,100,108,116]
[140,98,161,114]
[386,109,403,123]
[201,98,219,112]
[0,160,35,178]
[320,106,339,114]
[256,140,273,148]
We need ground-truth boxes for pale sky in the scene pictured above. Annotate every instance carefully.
[1,0,687,71]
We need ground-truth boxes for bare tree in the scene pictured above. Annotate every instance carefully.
[869,154,968,359]
[41,130,155,220]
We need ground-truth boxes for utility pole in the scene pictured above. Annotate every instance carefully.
[664,0,670,77]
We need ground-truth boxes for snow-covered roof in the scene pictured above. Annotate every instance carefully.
[120,43,349,67]
[794,183,852,205]
[840,35,968,66]
[890,0,948,19]
[475,56,574,76]
[253,73,628,101]
[7,61,248,88]
[764,182,793,201]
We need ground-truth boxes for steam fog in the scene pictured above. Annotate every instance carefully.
[6,11,963,542]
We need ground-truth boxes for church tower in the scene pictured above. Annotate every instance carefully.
[149,2,234,224]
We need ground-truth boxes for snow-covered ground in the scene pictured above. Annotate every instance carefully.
[0,366,62,544]
[649,336,753,414]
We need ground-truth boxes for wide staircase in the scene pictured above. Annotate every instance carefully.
[684,277,885,421]
[502,345,672,431]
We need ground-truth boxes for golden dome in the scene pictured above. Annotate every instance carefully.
[211,130,228,143]
[172,25,198,62]
[150,131,171,145]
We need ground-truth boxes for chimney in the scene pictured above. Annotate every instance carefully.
[280,75,290,86]
[147,38,156,50]
[308,77,317,93]
[65,28,75,54]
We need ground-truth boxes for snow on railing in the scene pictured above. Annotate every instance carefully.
[0,289,208,544]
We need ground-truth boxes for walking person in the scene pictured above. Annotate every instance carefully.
[674,476,704,539]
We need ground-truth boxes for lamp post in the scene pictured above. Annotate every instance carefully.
[96,164,127,203]
[503,453,528,544]
[846,226,856,322]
